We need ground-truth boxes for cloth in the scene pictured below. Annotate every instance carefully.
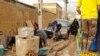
[76,0,98,19]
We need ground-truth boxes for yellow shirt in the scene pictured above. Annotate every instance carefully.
[97,0,100,5]
[77,0,98,19]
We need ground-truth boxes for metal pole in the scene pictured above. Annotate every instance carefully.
[63,0,68,19]
[38,0,43,29]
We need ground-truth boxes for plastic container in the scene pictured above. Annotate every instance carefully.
[38,48,49,55]
[0,45,4,55]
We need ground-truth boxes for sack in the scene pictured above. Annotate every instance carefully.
[18,27,34,37]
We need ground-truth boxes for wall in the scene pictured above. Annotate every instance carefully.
[56,4,62,19]
[0,1,56,36]
[42,9,56,28]
[33,3,57,14]
[33,3,62,19]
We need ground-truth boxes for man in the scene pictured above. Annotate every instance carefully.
[68,19,79,36]
[33,22,48,48]
[76,0,99,52]
[68,19,79,41]
[96,0,100,53]
[54,24,62,41]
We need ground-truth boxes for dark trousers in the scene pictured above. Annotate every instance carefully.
[96,11,100,52]
[37,33,46,48]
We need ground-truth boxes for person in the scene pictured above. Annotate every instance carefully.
[68,19,79,36]
[68,19,79,41]
[7,36,15,49]
[52,21,57,32]
[76,0,99,52]
[33,22,48,48]
[33,22,39,35]
[96,3,100,54]
[51,21,58,40]
[53,24,62,41]
[36,29,48,48]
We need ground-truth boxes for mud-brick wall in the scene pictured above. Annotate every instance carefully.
[0,1,38,36]
[0,1,18,36]
[0,1,57,36]
[42,10,56,28]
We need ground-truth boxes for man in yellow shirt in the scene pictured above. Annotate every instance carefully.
[76,0,99,52]
[97,0,100,10]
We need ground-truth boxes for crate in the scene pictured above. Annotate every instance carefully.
[0,45,4,55]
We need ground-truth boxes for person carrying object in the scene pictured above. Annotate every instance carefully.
[76,0,99,52]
